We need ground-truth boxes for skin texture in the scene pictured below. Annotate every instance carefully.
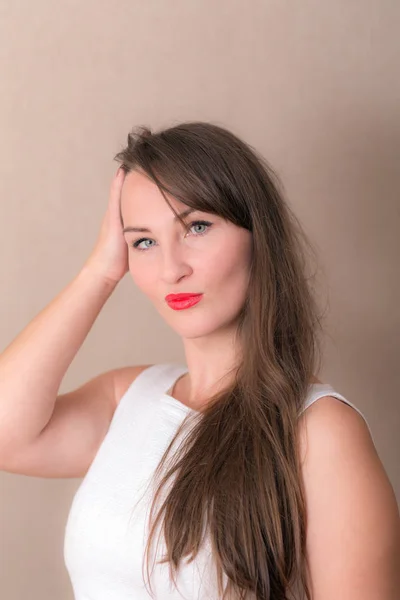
[120,168,253,409]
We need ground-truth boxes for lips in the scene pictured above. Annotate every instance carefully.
[165,293,203,310]
[165,293,202,301]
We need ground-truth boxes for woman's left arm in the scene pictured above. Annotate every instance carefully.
[299,396,400,600]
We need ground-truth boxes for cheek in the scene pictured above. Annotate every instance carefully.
[201,258,249,311]
[197,232,250,276]
[128,263,155,295]
[213,236,252,286]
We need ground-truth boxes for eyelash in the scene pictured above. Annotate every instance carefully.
[131,220,213,252]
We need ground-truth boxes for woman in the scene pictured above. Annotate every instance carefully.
[1,122,398,599]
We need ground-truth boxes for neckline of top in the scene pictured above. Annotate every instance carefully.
[161,368,332,414]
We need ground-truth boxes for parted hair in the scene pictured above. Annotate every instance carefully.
[114,121,326,599]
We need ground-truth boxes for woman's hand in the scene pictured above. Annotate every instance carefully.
[84,167,129,285]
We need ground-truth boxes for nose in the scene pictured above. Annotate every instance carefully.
[159,241,192,284]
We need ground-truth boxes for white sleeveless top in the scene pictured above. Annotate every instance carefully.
[64,363,372,600]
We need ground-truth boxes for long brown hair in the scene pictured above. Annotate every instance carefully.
[114,121,326,599]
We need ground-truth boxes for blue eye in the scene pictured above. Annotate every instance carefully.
[131,220,212,252]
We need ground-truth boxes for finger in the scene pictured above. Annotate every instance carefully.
[110,168,125,200]
[111,169,126,226]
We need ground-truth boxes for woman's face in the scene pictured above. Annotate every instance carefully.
[120,169,253,339]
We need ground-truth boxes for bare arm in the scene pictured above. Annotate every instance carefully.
[300,396,400,599]
[0,166,128,457]
[0,266,118,454]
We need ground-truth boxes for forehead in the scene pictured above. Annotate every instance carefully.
[120,169,185,218]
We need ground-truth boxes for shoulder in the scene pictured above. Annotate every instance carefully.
[298,396,400,596]
[298,393,372,462]
[112,364,154,408]
[297,394,378,489]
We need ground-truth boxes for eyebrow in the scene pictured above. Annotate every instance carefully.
[122,208,198,233]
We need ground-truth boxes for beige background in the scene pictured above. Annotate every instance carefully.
[0,1,399,598]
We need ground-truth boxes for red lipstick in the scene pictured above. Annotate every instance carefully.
[165,293,203,310]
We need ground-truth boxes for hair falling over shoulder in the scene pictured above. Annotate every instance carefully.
[114,121,326,600]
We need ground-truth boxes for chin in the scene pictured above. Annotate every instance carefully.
[169,314,238,340]
[170,323,217,339]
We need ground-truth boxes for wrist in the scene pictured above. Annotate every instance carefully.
[79,262,120,292]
